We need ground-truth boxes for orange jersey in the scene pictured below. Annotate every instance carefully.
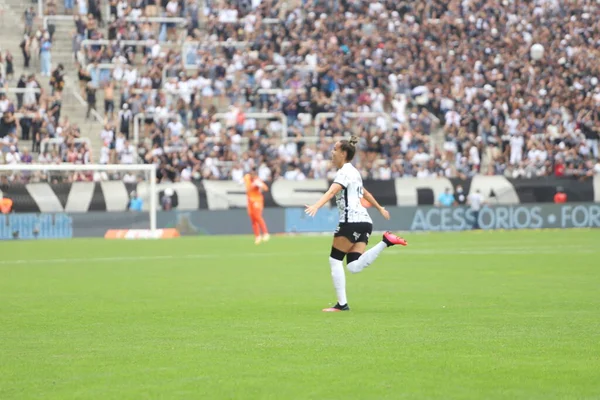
[554,192,567,204]
[244,174,268,209]
[0,198,13,214]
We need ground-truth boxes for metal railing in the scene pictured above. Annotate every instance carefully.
[214,15,282,25]
[42,15,74,30]
[0,88,41,94]
[43,15,186,30]
[180,40,250,69]
[41,137,92,154]
[132,112,184,146]
[123,15,187,24]
[79,39,180,68]
[256,88,307,95]
[80,39,180,48]
[213,112,288,138]
[313,112,393,137]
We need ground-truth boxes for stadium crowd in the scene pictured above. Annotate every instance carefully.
[2,0,600,183]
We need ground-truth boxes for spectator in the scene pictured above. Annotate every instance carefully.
[19,35,31,69]
[467,189,485,230]
[161,188,174,210]
[85,82,97,119]
[455,184,467,206]
[24,0,596,183]
[0,193,13,214]
[554,187,567,204]
[23,7,35,36]
[50,64,65,94]
[128,191,143,211]
[437,188,455,207]
[5,145,20,164]
[39,33,52,77]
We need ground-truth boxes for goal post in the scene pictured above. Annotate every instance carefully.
[0,164,159,238]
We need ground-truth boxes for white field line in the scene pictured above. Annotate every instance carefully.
[0,246,597,266]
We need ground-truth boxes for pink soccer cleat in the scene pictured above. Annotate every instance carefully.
[383,231,408,247]
[322,303,350,312]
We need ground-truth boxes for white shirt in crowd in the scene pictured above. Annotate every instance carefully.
[371,91,385,112]
[115,135,125,154]
[124,68,138,87]
[209,120,222,136]
[0,98,10,114]
[468,191,484,211]
[445,110,461,127]
[166,0,178,14]
[117,0,128,18]
[231,166,244,183]
[38,152,51,164]
[177,80,192,104]
[99,145,110,164]
[527,148,548,163]
[180,166,192,182]
[506,116,519,135]
[120,144,136,164]
[258,163,272,182]
[5,150,20,164]
[100,128,114,146]
[416,167,430,178]
[412,151,431,164]
[510,134,524,164]
[93,171,109,182]
[243,118,257,132]
[392,95,407,123]
[305,52,318,69]
[378,166,392,180]
[122,172,137,183]
[469,145,480,166]
[443,140,458,154]
[278,142,297,163]
[284,168,306,181]
[167,120,184,137]
[310,154,329,179]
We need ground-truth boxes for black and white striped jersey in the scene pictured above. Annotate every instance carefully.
[333,163,372,224]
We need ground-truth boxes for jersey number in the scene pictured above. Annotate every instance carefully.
[357,187,363,198]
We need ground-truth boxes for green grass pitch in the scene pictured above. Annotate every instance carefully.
[1,230,599,400]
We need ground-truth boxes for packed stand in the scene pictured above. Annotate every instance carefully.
[89,0,600,182]
[0,59,92,172]
[74,0,197,71]
[413,0,600,180]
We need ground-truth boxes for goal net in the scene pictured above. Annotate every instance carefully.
[0,164,160,240]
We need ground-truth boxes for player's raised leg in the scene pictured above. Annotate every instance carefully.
[346,232,407,274]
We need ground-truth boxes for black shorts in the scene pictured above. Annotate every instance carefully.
[334,222,373,244]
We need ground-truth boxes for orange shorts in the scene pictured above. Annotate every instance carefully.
[247,203,263,220]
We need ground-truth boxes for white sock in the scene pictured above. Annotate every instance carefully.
[347,241,387,274]
[329,257,347,306]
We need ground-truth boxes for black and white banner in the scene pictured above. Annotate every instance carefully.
[1,176,599,213]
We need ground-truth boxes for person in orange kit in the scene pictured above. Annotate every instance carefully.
[554,186,567,204]
[244,168,270,244]
[0,194,13,214]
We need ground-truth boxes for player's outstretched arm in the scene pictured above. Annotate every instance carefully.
[305,183,343,217]
[253,179,269,192]
[363,188,390,220]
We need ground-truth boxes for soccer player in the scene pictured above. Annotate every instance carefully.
[244,168,270,244]
[305,136,408,312]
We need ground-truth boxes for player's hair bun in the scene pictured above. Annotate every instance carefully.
[349,135,359,147]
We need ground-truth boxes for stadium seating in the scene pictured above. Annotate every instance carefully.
[0,0,599,181]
